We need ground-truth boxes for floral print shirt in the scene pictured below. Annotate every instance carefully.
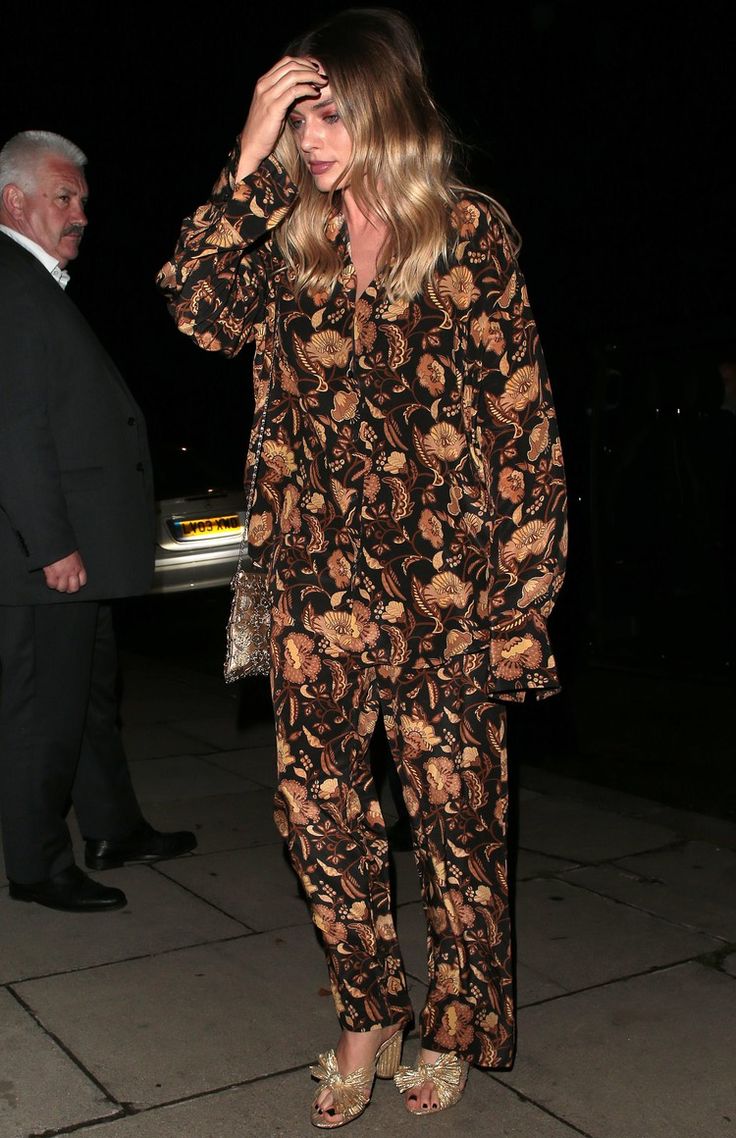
[158,150,567,698]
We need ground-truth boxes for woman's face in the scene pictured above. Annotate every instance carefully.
[288,82,352,192]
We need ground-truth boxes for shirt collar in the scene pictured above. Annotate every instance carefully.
[0,225,70,288]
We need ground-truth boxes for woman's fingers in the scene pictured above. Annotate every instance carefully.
[261,55,326,85]
[237,56,328,179]
[255,56,326,111]
[262,55,324,79]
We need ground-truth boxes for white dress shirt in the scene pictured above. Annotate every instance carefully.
[0,224,70,288]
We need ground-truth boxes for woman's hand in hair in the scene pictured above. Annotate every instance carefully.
[236,56,327,181]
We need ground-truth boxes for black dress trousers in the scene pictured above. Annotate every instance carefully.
[0,602,143,883]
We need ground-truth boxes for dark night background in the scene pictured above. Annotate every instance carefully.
[2,2,734,817]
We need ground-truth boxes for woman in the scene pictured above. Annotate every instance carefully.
[159,7,566,1126]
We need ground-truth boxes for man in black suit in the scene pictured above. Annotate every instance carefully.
[0,130,196,912]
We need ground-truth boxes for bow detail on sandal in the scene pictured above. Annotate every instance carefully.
[394,1051,468,1113]
[310,1029,404,1128]
[310,1050,374,1128]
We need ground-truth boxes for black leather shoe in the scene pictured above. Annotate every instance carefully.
[9,865,127,912]
[85,820,197,871]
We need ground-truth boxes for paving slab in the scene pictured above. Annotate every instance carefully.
[120,722,217,760]
[496,962,736,1138]
[123,685,235,716]
[174,715,277,751]
[13,927,425,1110]
[519,795,678,862]
[515,878,719,991]
[521,764,736,852]
[126,789,283,855]
[120,687,236,725]
[74,1067,583,1138]
[12,934,319,1110]
[0,987,119,1137]
[201,744,278,788]
[118,652,227,693]
[156,845,312,931]
[628,803,736,852]
[596,840,736,940]
[514,961,571,1006]
[0,866,244,984]
[128,754,262,802]
[515,848,580,880]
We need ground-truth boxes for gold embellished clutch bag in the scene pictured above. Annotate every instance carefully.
[224,553,271,681]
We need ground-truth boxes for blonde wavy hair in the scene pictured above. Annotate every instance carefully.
[273,8,468,302]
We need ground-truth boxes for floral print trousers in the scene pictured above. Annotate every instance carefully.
[271,647,515,1069]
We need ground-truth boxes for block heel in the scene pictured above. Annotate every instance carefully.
[375,1028,404,1078]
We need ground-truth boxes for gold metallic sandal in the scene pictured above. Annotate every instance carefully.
[310,1029,404,1129]
[394,1051,469,1115]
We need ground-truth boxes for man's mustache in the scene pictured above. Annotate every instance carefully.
[63,225,85,237]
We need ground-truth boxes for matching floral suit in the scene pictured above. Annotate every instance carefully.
[158,147,567,1068]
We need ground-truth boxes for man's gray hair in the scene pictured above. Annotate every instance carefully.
[0,130,87,195]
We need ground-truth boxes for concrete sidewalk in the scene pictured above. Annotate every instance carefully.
[1,653,735,1138]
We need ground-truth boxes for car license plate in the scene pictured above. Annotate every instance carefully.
[169,514,243,542]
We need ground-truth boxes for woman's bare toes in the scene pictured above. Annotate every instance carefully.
[405,1079,439,1112]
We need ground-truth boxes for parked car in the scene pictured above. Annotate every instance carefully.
[148,434,246,595]
[152,486,244,594]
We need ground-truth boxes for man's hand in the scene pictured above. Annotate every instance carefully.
[43,550,88,593]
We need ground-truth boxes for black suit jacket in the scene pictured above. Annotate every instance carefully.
[0,232,154,604]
